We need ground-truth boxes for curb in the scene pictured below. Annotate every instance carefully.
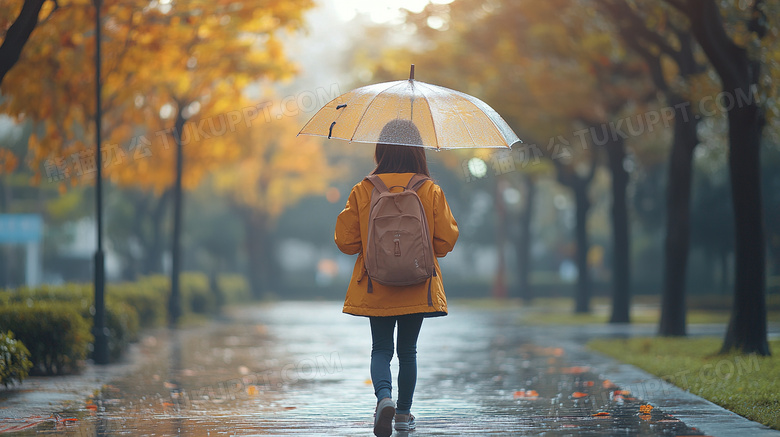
[554,334,780,437]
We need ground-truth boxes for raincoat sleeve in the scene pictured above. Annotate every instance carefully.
[334,186,362,255]
[432,186,459,257]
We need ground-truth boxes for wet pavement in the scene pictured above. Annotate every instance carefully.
[1,301,778,436]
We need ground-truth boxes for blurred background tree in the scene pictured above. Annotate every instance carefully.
[212,114,337,298]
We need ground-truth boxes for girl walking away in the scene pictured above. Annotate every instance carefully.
[334,120,459,437]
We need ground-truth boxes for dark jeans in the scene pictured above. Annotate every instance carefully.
[369,314,424,415]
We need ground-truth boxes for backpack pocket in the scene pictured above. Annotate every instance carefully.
[370,214,432,286]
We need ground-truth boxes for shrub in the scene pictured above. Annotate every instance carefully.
[104,301,140,362]
[0,303,92,375]
[107,283,166,328]
[218,274,251,305]
[135,275,170,297]
[75,300,140,362]
[3,283,92,308]
[181,272,216,314]
[0,331,33,387]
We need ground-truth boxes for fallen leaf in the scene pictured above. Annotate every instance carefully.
[562,366,590,374]
[513,390,539,399]
[572,392,588,398]
[639,404,654,414]
[86,405,97,411]
[592,412,610,417]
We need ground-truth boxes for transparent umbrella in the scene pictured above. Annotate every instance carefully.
[298,65,522,150]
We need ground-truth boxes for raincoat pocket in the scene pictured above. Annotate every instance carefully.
[356,253,367,283]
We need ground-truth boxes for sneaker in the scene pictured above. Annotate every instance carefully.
[373,398,395,437]
[394,413,416,431]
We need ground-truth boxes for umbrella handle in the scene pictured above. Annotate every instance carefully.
[410,64,415,81]
[328,121,336,139]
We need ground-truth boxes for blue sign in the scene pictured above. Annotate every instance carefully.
[0,214,43,243]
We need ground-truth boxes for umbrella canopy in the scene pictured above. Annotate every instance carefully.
[298,66,521,150]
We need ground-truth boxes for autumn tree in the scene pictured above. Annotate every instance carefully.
[363,0,656,317]
[435,0,651,319]
[365,1,598,307]
[1,0,313,322]
[598,1,709,334]
[212,115,335,298]
[664,0,775,355]
[0,0,48,84]
[106,0,312,322]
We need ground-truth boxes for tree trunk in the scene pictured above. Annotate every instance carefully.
[659,95,698,335]
[242,209,278,299]
[493,179,508,299]
[605,137,631,323]
[0,0,46,85]
[554,160,596,314]
[0,175,9,287]
[144,189,170,275]
[169,110,186,326]
[572,180,592,314]
[721,102,768,354]
[515,175,536,303]
[677,0,769,355]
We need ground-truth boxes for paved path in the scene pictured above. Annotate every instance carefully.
[2,301,778,436]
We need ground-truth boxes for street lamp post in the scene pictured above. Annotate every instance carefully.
[92,0,109,365]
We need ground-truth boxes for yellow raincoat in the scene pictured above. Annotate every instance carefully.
[335,173,459,317]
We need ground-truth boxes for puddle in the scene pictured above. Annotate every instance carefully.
[4,302,710,436]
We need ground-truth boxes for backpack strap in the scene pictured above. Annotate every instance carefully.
[406,174,430,191]
[365,174,390,193]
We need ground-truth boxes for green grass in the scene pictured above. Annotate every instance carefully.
[587,337,780,430]
[452,296,780,325]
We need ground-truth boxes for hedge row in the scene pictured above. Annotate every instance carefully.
[0,331,32,387]
[0,273,250,376]
[0,303,92,375]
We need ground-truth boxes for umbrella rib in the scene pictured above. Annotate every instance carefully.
[453,91,507,148]
[418,82,481,149]
[414,82,439,149]
[453,97,480,149]
[349,81,405,144]
[417,81,512,148]
[454,89,514,148]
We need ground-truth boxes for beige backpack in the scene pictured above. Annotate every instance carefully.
[364,174,436,292]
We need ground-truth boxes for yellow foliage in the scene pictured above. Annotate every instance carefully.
[0,149,19,175]
[1,0,314,194]
[212,113,334,221]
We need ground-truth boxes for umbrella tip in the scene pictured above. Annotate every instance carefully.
[410,64,415,81]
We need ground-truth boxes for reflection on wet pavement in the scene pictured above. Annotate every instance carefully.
[7,302,711,436]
